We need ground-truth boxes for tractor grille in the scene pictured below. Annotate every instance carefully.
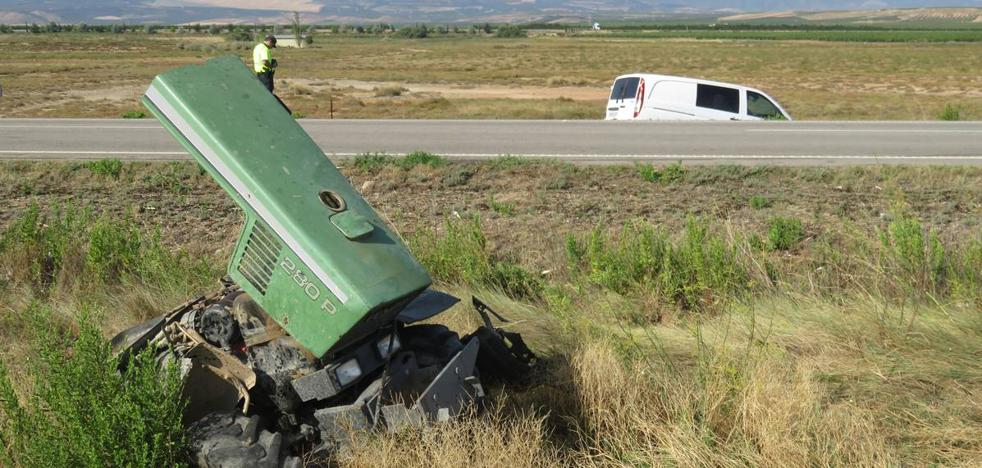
[238,222,282,295]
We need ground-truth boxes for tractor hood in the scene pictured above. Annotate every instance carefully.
[142,56,431,358]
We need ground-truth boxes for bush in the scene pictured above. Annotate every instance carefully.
[441,166,475,187]
[352,152,393,173]
[411,217,542,299]
[636,163,659,183]
[495,25,527,38]
[0,305,186,467]
[635,161,685,184]
[767,216,804,251]
[397,25,429,38]
[373,86,407,97]
[398,151,447,169]
[0,203,215,293]
[938,103,962,121]
[485,155,530,170]
[121,110,147,119]
[880,215,945,294]
[0,203,90,293]
[566,219,749,310]
[488,196,516,216]
[142,162,192,194]
[749,195,771,209]
[86,158,124,180]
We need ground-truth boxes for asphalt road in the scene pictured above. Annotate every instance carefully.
[1,119,981,165]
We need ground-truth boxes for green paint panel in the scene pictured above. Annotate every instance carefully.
[142,56,431,357]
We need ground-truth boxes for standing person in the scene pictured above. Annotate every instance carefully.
[253,35,278,92]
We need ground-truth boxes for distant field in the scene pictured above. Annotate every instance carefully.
[591,29,982,42]
[1,32,980,120]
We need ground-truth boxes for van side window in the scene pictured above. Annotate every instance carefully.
[696,84,739,113]
[610,77,640,101]
[747,91,785,120]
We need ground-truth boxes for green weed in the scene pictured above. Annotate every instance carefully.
[142,163,191,194]
[636,163,659,183]
[489,196,516,216]
[545,175,572,190]
[398,151,448,169]
[410,217,541,299]
[485,155,530,170]
[662,161,686,183]
[351,151,448,172]
[0,305,186,467]
[938,103,962,121]
[767,216,804,251]
[880,215,945,295]
[441,166,475,187]
[749,195,771,210]
[120,110,147,119]
[352,152,393,173]
[86,158,124,180]
[566,219,749,311]
[635,162,685,184]
[0,203,215,293]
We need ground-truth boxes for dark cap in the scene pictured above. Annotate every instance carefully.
[264,35,277,46]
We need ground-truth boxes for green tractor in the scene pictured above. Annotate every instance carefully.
[111,57,536,467]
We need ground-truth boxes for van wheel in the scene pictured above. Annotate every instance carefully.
[188,411,300,468]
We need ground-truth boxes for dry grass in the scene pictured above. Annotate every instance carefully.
[1,161,980,465]
[334,407,561,467]
[324,292,980,467]
[1,33,980,120]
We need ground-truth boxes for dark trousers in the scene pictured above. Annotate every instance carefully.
[256,71,291,115]
[257,71,274,92]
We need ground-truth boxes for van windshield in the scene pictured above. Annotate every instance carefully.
[747,91,785,120]
[610,77,640,101]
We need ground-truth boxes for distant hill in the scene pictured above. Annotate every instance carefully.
[1,1,980,24]
[718,7,982,25]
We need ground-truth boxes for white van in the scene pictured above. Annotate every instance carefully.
[605,73,792,121]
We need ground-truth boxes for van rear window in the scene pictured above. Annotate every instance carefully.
[610,77,640,101]
[696,84,739,113]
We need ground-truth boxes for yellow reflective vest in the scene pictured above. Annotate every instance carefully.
[253,43,272,73]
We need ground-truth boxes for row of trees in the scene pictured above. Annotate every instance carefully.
[389,23,527,38]
[0,22,526,38]
[0,22,300,35]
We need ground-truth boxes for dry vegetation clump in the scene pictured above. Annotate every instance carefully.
[333,407,561,467]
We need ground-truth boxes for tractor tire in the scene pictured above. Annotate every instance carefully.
[188,411,300,468]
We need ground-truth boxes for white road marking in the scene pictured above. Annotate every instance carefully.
[746,129,982,134]
[0,125,160,130]
[325,153,982,160]
[0,150,185,155]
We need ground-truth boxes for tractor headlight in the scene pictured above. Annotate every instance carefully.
[376,334,401,359]
[334,359,362,387]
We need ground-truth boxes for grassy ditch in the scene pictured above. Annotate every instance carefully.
[0,160,979,465]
